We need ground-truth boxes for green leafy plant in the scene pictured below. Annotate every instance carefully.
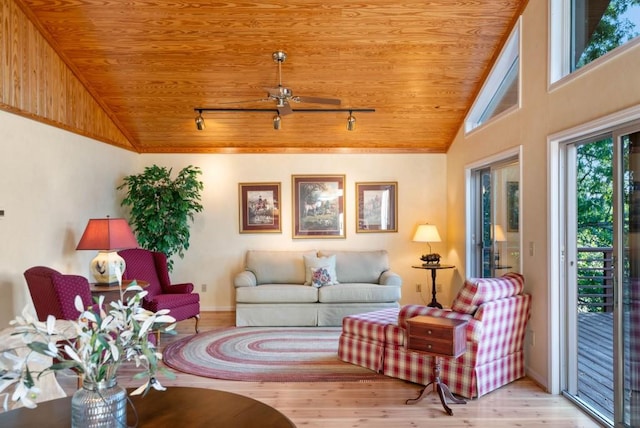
[118,165,204,271]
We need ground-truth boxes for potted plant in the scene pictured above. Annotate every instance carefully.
[0,282,176,425]
[118,165,204,271]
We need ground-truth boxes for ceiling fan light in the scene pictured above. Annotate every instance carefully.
[273,114,281,130]
[195,111,205,130]
[347,112,356,131]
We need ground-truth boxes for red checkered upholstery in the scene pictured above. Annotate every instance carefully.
[338,273,531,399]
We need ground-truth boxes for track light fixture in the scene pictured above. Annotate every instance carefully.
[347,111,356,131]
[193,107,374,130]
[195,110,205,130]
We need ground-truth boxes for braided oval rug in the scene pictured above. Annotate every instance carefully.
[162,327,386,382]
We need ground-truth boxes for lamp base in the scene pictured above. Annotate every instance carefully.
[89,251,125,286]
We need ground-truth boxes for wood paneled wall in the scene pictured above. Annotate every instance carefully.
[0,0,134,151]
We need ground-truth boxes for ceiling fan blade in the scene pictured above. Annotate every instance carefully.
[293,95,341,105]
[278,102,293,116]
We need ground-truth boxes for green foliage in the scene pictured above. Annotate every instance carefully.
[576,0,640,69]
[576,139,614,247]
[118,165,204,271]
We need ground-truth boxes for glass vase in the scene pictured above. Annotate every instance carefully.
[71,377,127,428]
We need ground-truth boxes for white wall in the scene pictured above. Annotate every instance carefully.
[445,1,640,391]
[0,109,449,326]
[0,110,137,326]
[139,153,450,311]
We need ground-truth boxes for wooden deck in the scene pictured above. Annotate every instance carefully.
[578,312,615,422]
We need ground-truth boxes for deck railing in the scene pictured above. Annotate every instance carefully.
[577,247,614,312]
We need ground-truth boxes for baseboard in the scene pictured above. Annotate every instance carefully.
[200,305,235,312]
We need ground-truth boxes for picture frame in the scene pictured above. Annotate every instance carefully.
[238,182,281,233]
[507,181,519,232]
[292,174,345,238]
[356,182,398,233]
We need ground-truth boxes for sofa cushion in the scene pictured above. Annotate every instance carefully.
[318,283,401,303]
[245,250,316,285]
[304,254,338,286]
[310,267,335,287]
[451,272,524,314]
[318,250,389,284]
[236,283,318,303]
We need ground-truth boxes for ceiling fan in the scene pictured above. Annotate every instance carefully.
[263,51,341,116]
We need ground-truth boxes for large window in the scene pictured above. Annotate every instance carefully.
[551,0,640,82]
[468,154,521,278]
[465,20,520,133]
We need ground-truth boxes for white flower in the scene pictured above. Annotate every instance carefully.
[2,282,177,410]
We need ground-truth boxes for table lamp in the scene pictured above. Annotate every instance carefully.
[493,224,506,266]
[413,223,441,265]
[76,217,139,285]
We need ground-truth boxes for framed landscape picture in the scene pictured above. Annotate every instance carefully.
[356,182,398,233]
[238,182,281,233]
[292,174,345,238]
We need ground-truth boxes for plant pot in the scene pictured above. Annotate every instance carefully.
[71,378,126,428]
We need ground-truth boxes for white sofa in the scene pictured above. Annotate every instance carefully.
[234,249,402,326]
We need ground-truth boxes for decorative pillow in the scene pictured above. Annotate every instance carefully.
[303,254,338,286]
[310,267,335,288]
[451,272,524,315]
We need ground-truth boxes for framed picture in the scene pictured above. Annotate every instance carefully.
[238,182,281,233]
[507,181,519,232]
[292,174,345,238]
[356,182,398,233]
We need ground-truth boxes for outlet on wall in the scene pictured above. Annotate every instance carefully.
[436,283,442,292]
[201,283,207,292]
[415,283,421,293]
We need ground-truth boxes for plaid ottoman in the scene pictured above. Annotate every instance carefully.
[337,307,399,372]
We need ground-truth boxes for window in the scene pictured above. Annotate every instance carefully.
[551,0,640,82]
[467,153,521,278]
[465,19,520,133]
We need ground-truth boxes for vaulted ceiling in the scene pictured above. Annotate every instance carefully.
[13,1,527,153]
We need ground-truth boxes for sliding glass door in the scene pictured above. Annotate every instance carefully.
[561,126,640,426]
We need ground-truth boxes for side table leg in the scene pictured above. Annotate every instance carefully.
[427,268,442,308]
[405,381,434,405]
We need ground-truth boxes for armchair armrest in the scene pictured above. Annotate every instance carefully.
[234,271,257,287]
[165,282,194,294]
[379,270,402,286]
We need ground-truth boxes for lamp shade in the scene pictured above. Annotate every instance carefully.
[493,224,506,242]
[76,218,138,285]
[76,218,138,250]
[412,224,441,243]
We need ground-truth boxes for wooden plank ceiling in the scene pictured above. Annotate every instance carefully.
[14,0,527,153]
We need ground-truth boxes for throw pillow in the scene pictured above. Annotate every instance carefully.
[303,254,338,286]
[310,267,335,288]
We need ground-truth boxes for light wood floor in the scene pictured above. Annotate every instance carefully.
[60,312,602,428]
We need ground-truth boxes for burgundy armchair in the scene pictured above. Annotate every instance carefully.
[118,248,200,333]
[24,266,95,321]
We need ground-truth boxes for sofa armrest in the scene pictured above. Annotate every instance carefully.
[165,282,194,294]
[379,270,402,286]
[234,270,257,287]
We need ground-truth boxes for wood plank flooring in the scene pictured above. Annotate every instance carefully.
[58,312,602,428]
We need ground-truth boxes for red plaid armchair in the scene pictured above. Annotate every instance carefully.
[338,272,531,399]
[118,248,200,334]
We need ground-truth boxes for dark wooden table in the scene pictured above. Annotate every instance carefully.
[411,264,455,308]
[405,315,468,415]
[0,386,296,427]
